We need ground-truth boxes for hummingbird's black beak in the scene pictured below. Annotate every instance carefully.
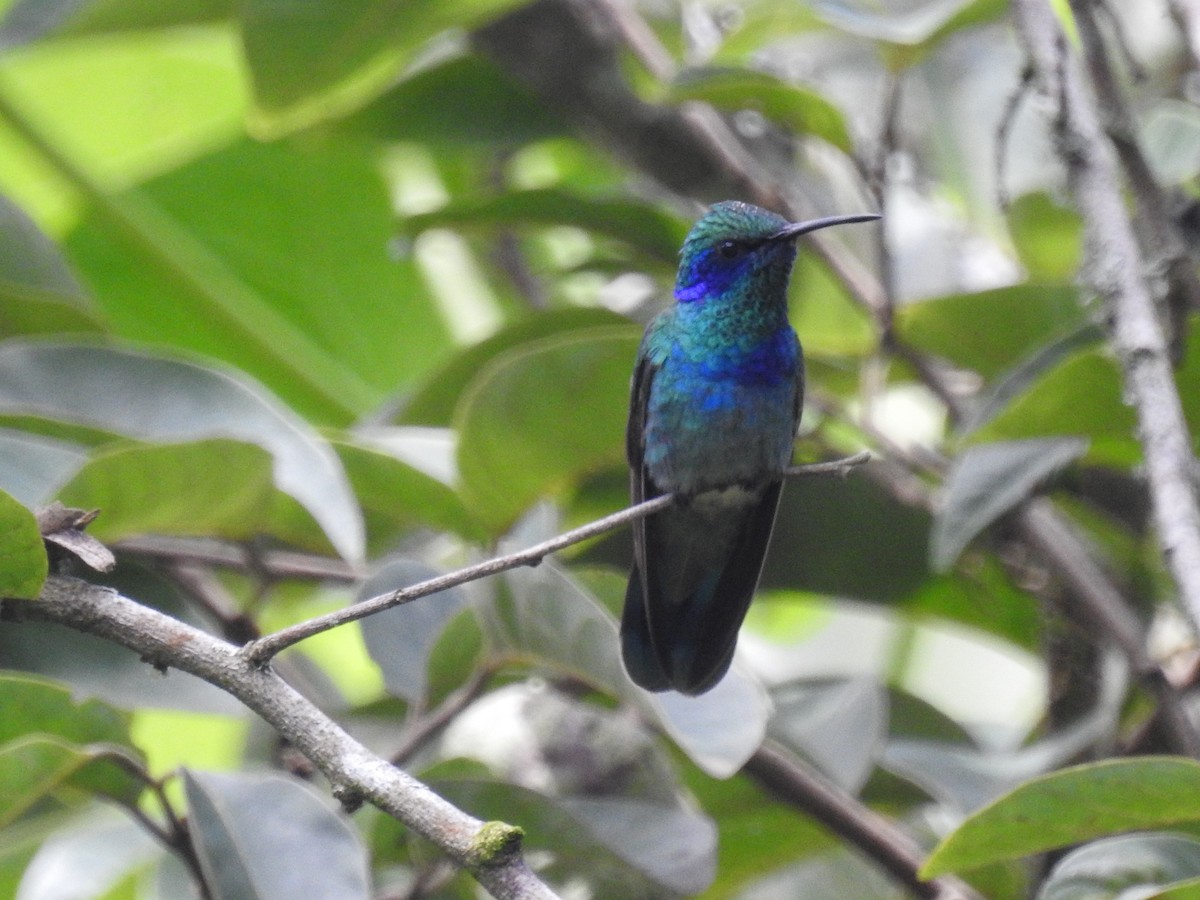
[769,212,881,242]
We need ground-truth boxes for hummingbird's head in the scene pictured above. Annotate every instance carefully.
[674,200,879,304]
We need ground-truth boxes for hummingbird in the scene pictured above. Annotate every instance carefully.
[621,200,879,695]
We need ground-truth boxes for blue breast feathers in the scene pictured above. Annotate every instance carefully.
[680,326,798,389]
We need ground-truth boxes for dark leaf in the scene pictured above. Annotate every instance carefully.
[358,559,469,704]
[36,501,113,572]
[184,770,370,900]
[435,778,716,896]
[930,437,1089,572]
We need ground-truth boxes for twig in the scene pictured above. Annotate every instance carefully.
[241,453,870,664]
[116,535,360,582]
[393,667,495,766]
[168,562,261,645]
[994,65,1035,211]
[91,753,215,900]
[1012,0,1200,635]
[13,577,560,900]
[744,742,983,900]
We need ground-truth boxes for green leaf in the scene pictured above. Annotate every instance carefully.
[1007,194,1084,282]
[400,307,631,427]
[0,672,133,747]
[0,738,88,827]
[0,193,104,337]
[791,251,876,358]
[922,757,1200,877]
[339,53,566,147]
[970,347,1139,465]
[56,439,275,543]
[357,559,469,704]
[1154,879,1200,899]
[240,0,530,131]
[400,189,689,267]
[930,437,1089,571]
[0,736,142,826]
[0,486,46,598]
[0,675,144,802]
[335,439,482,548]
[65,138,451,425]
[667,67,852,152]
[1038,833,1200,900]
[895,285,1084,378]
[184,770,371,900]
[0,341,364,560]
[0,25,246,229]
[0,0,232,45]
[884,706,1119,815]
[455,327,638,532]
[960,324,1105,436]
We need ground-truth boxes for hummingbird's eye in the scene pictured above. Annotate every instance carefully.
[716,240,744,260]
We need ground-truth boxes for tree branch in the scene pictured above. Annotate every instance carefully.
[1068,0,1200,336]
[1168,0,1200,72]
[240,453,870,664]
[1011,0,1200,634]
[9,577,560,900]
[744,742,983,900]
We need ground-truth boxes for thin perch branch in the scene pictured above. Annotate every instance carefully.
[12,578,560,900]
[241,452,871,664]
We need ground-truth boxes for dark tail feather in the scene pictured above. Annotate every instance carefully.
[621,482,784,696]
[620,567,671,692]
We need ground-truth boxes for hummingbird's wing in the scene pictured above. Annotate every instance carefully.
[621,350,673,691]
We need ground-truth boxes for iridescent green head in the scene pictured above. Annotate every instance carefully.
[675,200,879,304]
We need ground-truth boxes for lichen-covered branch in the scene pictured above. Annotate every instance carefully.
[12,577,560,900]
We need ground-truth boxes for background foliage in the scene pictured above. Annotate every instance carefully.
[2,0,1200,897]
